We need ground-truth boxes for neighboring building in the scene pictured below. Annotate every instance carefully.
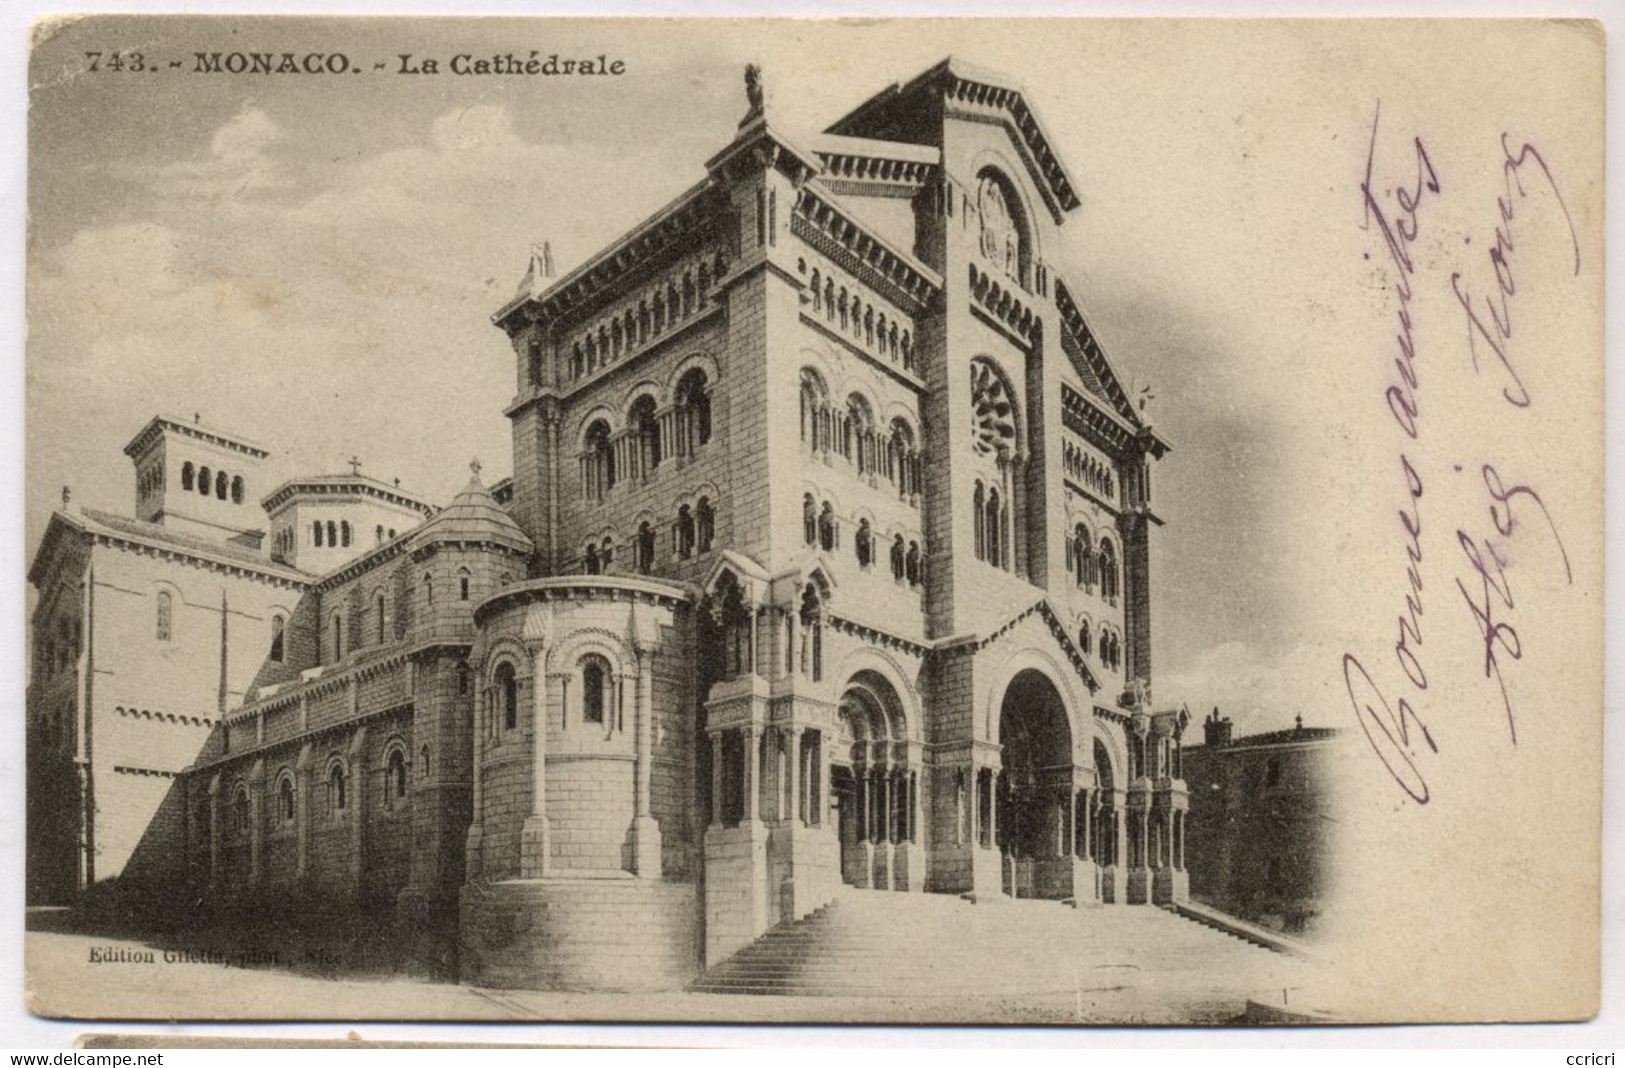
[28,58,1186,991]
[1182,710,1341,936]
[25,415,436,905]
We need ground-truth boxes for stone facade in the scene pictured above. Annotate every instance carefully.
[28,58,1191,991]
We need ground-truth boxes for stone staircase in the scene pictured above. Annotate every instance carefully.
[1168,901,1311,958]
[691,887,1286,997]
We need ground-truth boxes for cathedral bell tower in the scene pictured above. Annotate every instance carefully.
[122,413,270,548]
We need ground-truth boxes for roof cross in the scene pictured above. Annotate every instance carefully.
[470,457,482,478]
[347,455,363,476]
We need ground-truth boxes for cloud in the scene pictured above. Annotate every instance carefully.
[117,104,292,200]
[209,105,281,162]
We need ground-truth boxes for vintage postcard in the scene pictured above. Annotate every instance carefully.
[22,15,1604,1026]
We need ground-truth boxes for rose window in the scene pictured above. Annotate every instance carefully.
[970,360,1017,457]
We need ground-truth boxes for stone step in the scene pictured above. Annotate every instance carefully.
[693,888,1282,997]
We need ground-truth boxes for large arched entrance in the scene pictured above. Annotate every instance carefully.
[831,670,917,891]
[996,669,1076,900]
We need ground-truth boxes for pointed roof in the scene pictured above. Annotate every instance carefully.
[826,57,1082,221]
[412,462,533,555]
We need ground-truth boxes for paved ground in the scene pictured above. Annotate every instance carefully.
[25,910,1326,1026]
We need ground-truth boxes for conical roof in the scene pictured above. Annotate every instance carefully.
[415,463,533,555]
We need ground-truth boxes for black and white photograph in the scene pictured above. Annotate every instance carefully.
[18,13,1607,1034]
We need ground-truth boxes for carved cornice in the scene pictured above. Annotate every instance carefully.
[929,599,1101,696]
[472,575,692,628]
[492,181,724,333]
[792,183,942,313]
[1061,383,1135,457]
[967,262,1041,348]
[1054,279,1143,430]
[195,700,415,776]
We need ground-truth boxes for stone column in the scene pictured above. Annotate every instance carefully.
[464,683,485,878]
[1010,451,1029,578]
[294,751,312,881]
[247,763,265,890]
[709,732,724,827]
[785,726,802,826]
[207,775,222,893]
[990,770,1001,846]
[348,736,367,898]
[818,729,832,827]
[630,637,662,876]
[743,725,760,824]
[519,638,551,878]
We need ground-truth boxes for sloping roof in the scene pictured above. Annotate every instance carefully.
[261,474,437,518]
[123,413,270,460]
[29,508,314,587]
[413,471,533,555]
[826,57,1081,219]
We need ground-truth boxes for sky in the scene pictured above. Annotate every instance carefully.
[22,16,1603,735]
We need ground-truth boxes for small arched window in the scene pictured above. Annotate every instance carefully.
[890,535,906,581]
[376,525,384,545]
[375,592,387,644]
[386,748,408,807]
[1074,525,1093,590]
[855,519,873,568]
[181,462,195,491]
[637,521,656,574]
[215,470,228,500]
[420,745,431,779]
[231,476,244,504]
[340,521,352,548]
[1079,625,1092,655]
[269,614,285,662]
[906,541,922,586]
[676,368,712,453]
[231,784,250,838]
[985,488,1003,569]
[601,537,615,571]
[327,520,338,548]
[328,761,347,815]
[800,368,829,450]
[799,582,825,682]
[803,494,817,546]
[585,419,615,499]
[423,572,434,606]
[277,775,295,823]
[313,521,323,547]
[676,505,695,558]
[818,502,837,552]
[331,612,343,661]
[1099,539,1119,603]
[197,466,212,496]
[459,569,471,601]
[581,655,610,725]
[631,395,661,475]
[696,497,714,553]
[155,591,172,641]
[973,481,986,561]
[584,542,600,575]
[496,661,518,731]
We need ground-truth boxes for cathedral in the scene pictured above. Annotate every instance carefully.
[27,57,1184,991]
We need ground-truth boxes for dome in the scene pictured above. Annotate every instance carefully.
[414,462,533,555]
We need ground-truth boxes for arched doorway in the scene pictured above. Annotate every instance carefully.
[832,670,915,890]
[997,669,1076,899]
